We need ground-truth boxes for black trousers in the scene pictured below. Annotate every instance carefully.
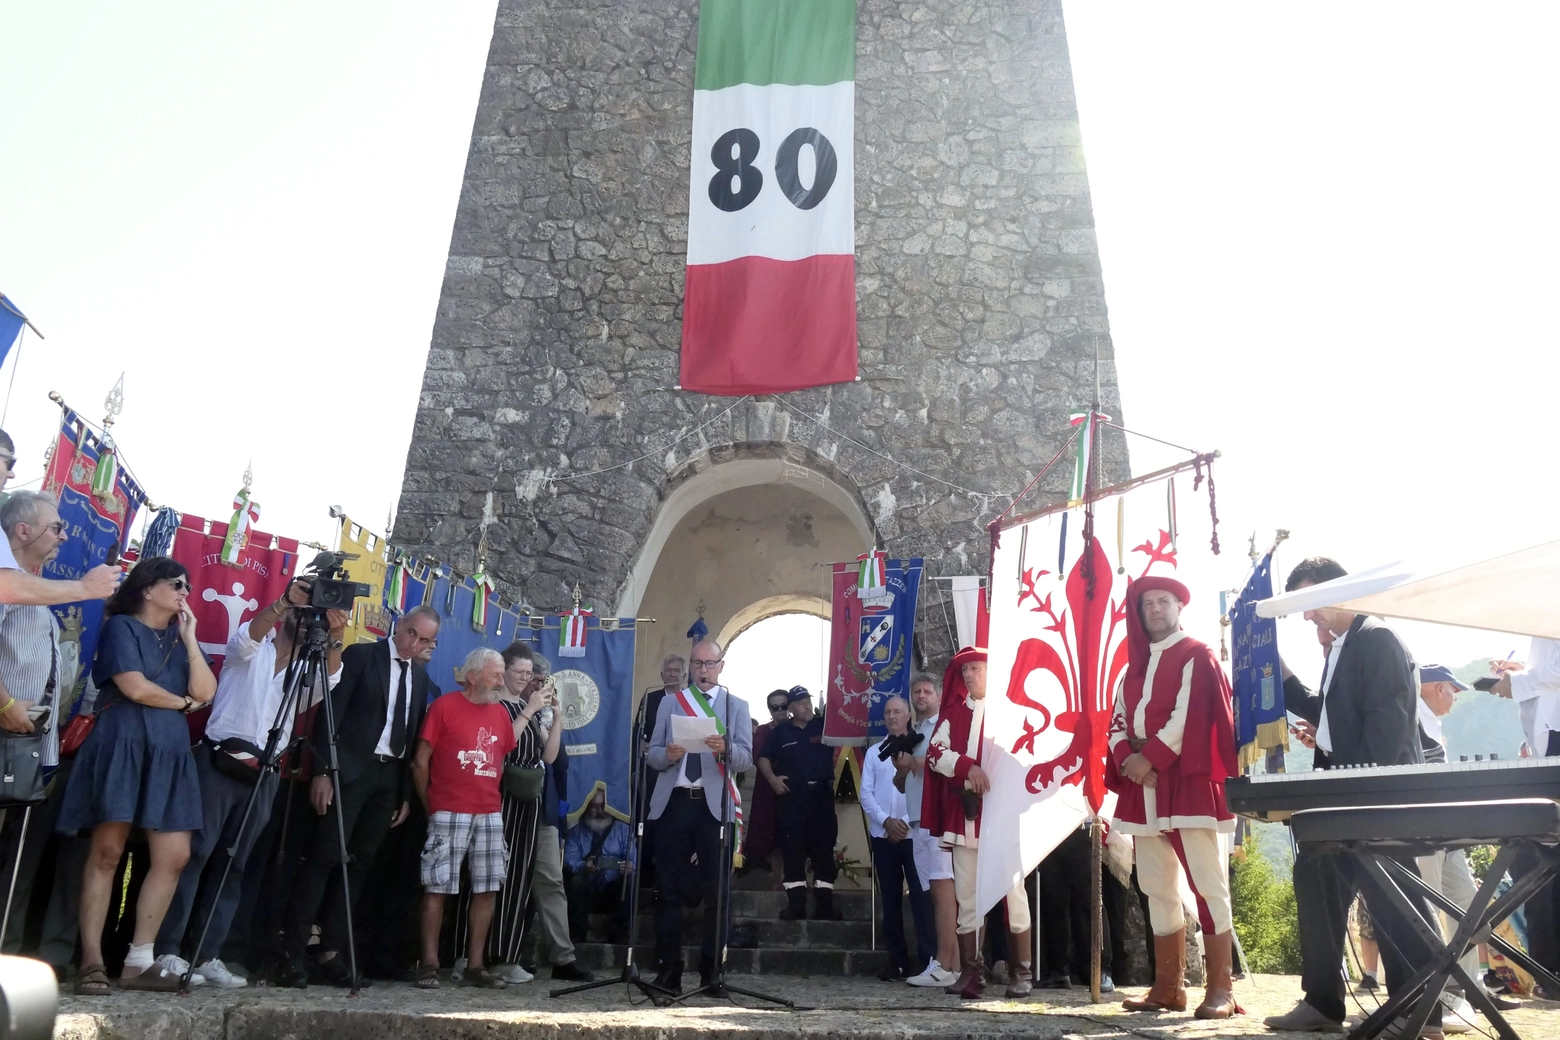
[283,759,403,956]
[1039,828,1116,981]
[778,781,837,884]
[653,790,727,971]
[870,835,935,972]
[1294,847,1441,1024]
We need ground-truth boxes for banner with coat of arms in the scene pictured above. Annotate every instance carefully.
[822,555,922,746]
[41,408,150,719]
[1230,550,1287,769]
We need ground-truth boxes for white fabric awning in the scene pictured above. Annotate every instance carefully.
[1254,540,1560,639]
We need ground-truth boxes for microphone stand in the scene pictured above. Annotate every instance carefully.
[550,689,671,1002]
[670,684,792,1008]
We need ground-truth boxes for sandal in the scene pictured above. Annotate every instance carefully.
[463,966,507,989]
[74,964,112,996]
[416,965,440,990]
[117,964,181,992]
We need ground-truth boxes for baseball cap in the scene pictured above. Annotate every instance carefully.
[786,685,812,703]
[1419,664,1469,691]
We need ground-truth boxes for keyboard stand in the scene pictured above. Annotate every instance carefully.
[1290,799,1560,1040]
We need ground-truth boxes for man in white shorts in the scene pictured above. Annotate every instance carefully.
[897,673,958,987]
[410,648,518,989]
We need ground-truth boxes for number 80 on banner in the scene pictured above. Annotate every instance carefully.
[707,127,838,213]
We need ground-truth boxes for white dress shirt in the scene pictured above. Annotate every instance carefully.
[206,626,342,747]
[860,734,910,838]
[1316,630,1347,754]
[373,642,415,757]
[1512,638,1560,755]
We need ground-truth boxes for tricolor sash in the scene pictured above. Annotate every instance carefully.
[673,684,745,846]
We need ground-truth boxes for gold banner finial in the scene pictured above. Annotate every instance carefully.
[102,373,125,430]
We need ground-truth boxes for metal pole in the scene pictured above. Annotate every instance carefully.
[1089,817,1103,1003]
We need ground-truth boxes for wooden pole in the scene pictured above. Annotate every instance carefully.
[1089,817,1103,1003]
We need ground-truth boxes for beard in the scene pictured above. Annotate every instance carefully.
[584,815,612,835]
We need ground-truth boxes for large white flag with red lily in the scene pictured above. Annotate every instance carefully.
[975,487,1182,915]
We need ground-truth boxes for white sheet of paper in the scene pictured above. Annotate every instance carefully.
[671,714,720,746]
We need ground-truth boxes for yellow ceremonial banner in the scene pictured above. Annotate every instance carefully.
[337,516,391,645]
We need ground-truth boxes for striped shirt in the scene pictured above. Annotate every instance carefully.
[0,603,61,766]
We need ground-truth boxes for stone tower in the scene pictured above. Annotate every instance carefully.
[395,0,1128,690]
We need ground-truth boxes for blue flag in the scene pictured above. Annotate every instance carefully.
[1229,551,1286,770]
[532,617,634,823]
[40,410,149,718]
[0,296,27,370]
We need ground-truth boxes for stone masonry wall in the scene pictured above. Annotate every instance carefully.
[395,0,1128,650]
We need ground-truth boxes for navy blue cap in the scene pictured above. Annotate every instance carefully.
[786,685,812,703]
[1420,664,1469,691]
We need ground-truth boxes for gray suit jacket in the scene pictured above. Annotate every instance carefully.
[646,685,752,822]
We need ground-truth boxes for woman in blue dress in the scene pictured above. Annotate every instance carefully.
[57,557,216,993]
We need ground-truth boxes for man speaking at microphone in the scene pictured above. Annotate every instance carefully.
[644,639,752,998]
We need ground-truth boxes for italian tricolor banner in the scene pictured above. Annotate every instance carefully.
[680,0,858,396]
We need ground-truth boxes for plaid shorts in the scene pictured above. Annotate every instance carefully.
[421,811,507,895]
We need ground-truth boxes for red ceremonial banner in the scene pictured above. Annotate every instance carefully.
[171,514,300,740]
[822,561,871,744]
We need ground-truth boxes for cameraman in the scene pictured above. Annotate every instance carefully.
[277,603,440,988]
[150,578,347,987]
[861,696,934,980]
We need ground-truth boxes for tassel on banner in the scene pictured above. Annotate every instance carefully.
[559,582,591,657]
[855,549,892,608]
[471,569,494,631]
[1057,511,1068,581]
[220,465,260,567]
[1167,477,1178,551]
[89,437,119,504]
[1115,496,1125,575]
[387,555,409,615]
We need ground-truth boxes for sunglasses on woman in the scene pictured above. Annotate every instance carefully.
[167,578,192,594]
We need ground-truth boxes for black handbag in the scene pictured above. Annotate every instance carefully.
[209,737,266,787]
[0,730,46,807]
[501,763,545,802]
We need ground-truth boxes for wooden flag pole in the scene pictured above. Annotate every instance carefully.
[1089,816,1103,1003]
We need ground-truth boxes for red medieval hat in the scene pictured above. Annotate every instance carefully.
[942,645,987,704]
[1124,576,1192,673]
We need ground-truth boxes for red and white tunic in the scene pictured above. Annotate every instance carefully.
[924,693,985,849]
[1105,630,1237,835]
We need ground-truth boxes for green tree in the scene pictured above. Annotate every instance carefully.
[1231,843,1303,974]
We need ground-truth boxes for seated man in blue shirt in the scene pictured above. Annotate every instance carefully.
[564,789,636,943]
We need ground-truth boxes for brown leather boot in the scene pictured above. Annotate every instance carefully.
[1004,928,1033,997]
[945,930,979,994]
[957,931,987,1000]
[1194,930,1240,1019]
[1122,929,1187,1012]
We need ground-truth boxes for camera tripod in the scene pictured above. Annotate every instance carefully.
[176,597,362,995]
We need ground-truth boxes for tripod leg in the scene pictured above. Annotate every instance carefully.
[178,775,276,994]
[1,805,29,947]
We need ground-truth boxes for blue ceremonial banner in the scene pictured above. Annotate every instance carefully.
[532,616,634,823]
[419,567,520,698]
[41,409,150,717]
[0,295,26,369]
[1229,551,1286,770]
[824,556,923,745]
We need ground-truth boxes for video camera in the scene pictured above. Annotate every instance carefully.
[300,550,372,611]
[876,729,924,761]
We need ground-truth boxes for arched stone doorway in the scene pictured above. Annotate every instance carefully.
[620,457,873,702]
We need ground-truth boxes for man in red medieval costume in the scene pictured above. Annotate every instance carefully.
[1106,576,1240,1019]
[923,645,1032,999]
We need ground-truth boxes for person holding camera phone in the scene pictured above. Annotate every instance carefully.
[924,646,1033,999]
[275,604,440,989]
[147,576,348,988]
[56,558,217,994]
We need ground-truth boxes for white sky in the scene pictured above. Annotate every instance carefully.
[2,2,1555,691]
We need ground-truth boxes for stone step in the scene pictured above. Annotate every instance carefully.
[571,941,895,978]
[654,888,877,921]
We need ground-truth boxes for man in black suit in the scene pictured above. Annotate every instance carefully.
[277,605,441,987]
[1265,558,1441,1035]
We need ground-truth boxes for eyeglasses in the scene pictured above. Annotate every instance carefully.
[168,578,192,593]
[0,456,14,472]
[690,658,722,669]
[768,702,789,713]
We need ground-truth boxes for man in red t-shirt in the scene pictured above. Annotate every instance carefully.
[410,647,520,988]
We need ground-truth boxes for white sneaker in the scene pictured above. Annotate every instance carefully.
[1440,995,1475,1034]
[450,956,467,982]
[194,959,247,988]
[498,963,534,984]
[907,960,957,987]
[151,954,205,987]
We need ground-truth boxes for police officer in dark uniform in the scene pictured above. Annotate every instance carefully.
[758,686,841,921]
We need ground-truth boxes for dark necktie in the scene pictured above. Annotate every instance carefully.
[390,660,409,758]
[686,745,702,781]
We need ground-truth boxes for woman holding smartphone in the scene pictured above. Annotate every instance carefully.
[57,557,216,993]
[449,640,561,984]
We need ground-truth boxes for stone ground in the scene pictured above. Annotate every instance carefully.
[51,972,1560,1040]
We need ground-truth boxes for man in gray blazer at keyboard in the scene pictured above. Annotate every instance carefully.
[644,640,752,999]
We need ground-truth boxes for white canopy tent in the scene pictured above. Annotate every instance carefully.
[1254,540,1560,640]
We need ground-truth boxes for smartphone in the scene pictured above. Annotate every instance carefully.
[1473,676,1499,692]
[25,706,49,726]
